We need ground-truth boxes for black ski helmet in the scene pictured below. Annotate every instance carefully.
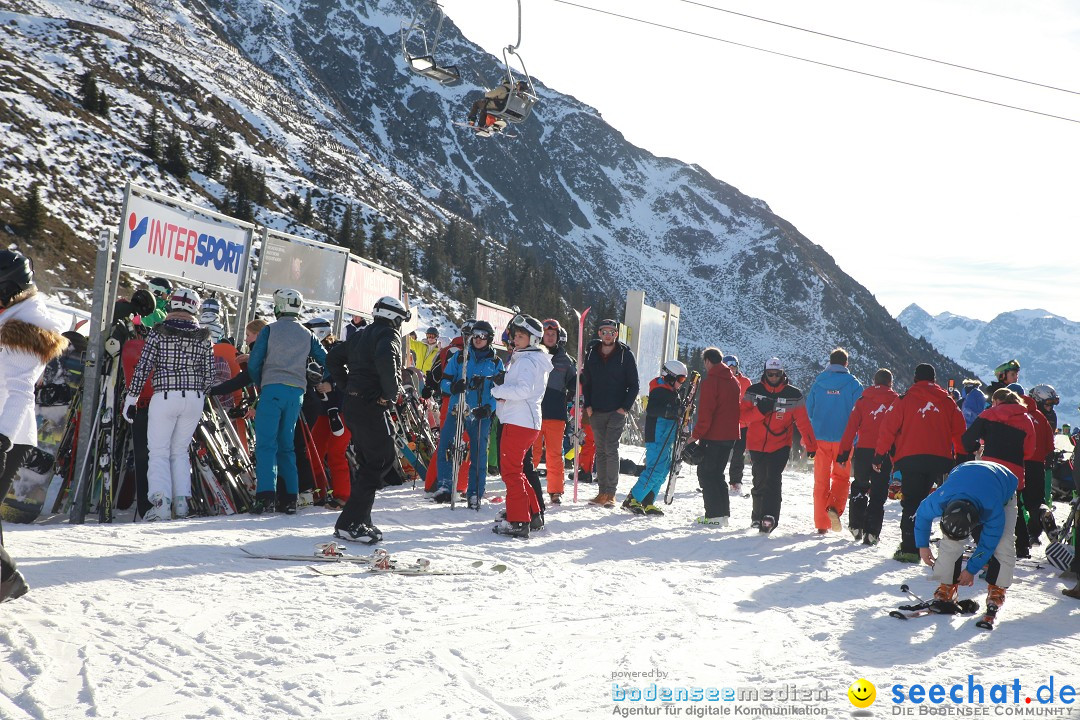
[940,499,978,540]
[0,250,34,306]
[471,320,495,342]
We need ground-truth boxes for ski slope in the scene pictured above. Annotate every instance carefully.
[2,452,1078,719]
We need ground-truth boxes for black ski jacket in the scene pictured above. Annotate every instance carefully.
[582,339,639,413]
[327,319,402,404]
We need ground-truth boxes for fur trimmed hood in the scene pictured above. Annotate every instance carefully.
[0,291,68,362]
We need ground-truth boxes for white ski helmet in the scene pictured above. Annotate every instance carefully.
[372,296,411,327]
[662,359,689,382]
[509,314,545,347]
[1030,384,1059,405]
[272,288,303,318]
[304,317,333,342]
[202,318,225,343]
[168,287,201,316]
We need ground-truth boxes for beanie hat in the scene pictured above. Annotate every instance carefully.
[913,363,936,382]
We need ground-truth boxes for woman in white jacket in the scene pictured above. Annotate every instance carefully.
[0,250,68,604]
[491,315,552,538]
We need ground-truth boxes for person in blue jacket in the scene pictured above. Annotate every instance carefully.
[805,348,863,534]
[433,320,504,508]
[915,460,1018,615]
[623,361,688,516]
[960,379,987,428]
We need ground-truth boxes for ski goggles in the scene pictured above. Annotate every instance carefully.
[542,320,560,330]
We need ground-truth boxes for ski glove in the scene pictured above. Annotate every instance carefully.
[468,375,485,390]
[492,371,506,386]
[872,453,888,471]
[122,396,138,424]
[836,450,850,464]
[421,385,434,400]
[471,406,492,419]
[449,379,467,395]
[0,433,10,453]
[755,396,776,415]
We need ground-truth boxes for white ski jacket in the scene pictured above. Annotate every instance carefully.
[491,347,552,430]
[0,291,67,446]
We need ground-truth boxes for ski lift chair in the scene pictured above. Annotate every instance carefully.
[484,47,539,124]
[400,2,461,85]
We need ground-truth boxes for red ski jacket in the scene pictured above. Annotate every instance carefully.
[961,402,1036,486]
[734,373,752,429]
[874,381,965,462]
[740,380,817,454]
[839,384,900,453]
[1022,396,1054,461]
[692,362,741,442]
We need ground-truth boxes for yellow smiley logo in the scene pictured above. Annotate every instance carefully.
[848,678,876,708]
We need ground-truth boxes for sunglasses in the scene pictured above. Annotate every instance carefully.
[599,329,617,336]
[765,370,783,377]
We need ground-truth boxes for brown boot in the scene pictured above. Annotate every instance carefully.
[588,494,606,505]
[1062,582,1080,600]
[987,584,1006,608]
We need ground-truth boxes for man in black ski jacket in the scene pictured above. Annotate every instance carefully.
[327,296,409,544]
[582,318,639,508]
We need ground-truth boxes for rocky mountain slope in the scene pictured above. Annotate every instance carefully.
[0,0,969,387]
[899,304,1079,425]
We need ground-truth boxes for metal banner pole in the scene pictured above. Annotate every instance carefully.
[234,226,257,333]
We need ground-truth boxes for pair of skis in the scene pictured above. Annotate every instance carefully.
[663,372,702,505]
[240,544,507,576]
[889,583,996,630]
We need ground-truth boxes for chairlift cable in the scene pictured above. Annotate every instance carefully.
[545,0,1080,125]
[671,0,1080,97]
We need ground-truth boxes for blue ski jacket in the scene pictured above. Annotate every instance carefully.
[441,344,504,414]
[805,364,863,442]
[913,461,1018,575]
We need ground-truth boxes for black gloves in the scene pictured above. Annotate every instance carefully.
[207,383,225,396]
[492,371,506,386]
[755,396,776,415]
[449,378,467,395]
[872,453,888,471]
[0,432,12,453]
[836,450,850,464]
[472,406,492,419]
[468,375,485,390]
[124,404,138,423]
[421,385,434,400]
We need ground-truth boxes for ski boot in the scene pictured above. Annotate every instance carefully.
[851,527,864,542]
[929,583,960,614]
[432,490,452,504]
[549,493,562,505]
[642,504,665,517]
[250,492,276,515]
[173,497,190,520]
[696,516,727,527]
[862,533,879,546]
[1062,582,1080,600]
[144,493,172,522]
[624,497,645,515]
[0,570,28,604]
[892,545,920,563]
[826,506,842,533]
[530,511,545,531]
[334,523,383,544]
[492,520,530,539]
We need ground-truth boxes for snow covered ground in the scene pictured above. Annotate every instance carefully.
[3,450,1080,720]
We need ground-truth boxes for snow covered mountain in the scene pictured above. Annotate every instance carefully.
[898,304,1080,426]
[0,0,969,386]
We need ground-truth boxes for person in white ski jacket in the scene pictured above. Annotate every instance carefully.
[0,250,68,604]
[491,315,552,538]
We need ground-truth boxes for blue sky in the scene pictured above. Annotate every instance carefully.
[439,0,1080,322]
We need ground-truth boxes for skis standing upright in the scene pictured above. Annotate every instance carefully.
[571,307,591,503]
[70,336,121,524]
[447,341,470,510]
[663,371,701,505]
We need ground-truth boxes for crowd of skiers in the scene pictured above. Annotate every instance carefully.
[2,247,1079,621]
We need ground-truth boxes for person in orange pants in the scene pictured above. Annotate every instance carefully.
[805,348,863,534]
[310,414,352,505]
[533,319,575,503]
[578,423,596,481]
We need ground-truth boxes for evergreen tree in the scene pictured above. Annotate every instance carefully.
[200,127,223,178]
[370,220,388,263]
[163,130,190,178]
[351,219,367,258]
[17,182,45,238]
[78,71,99,113]
[299,190,313,225]
[96,89,109,116]
[337,204,353,248]
[143,110,161,161]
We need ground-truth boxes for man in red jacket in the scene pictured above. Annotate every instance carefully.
[873,363,965,562]
[838,368,899,546]
[741,357,817,533]
[687,347,742,526]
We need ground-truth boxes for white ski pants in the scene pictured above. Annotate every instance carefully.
[933,495,1017,588]
[147,390,204,501]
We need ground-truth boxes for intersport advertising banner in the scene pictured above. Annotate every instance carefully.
[119,190,251,292]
